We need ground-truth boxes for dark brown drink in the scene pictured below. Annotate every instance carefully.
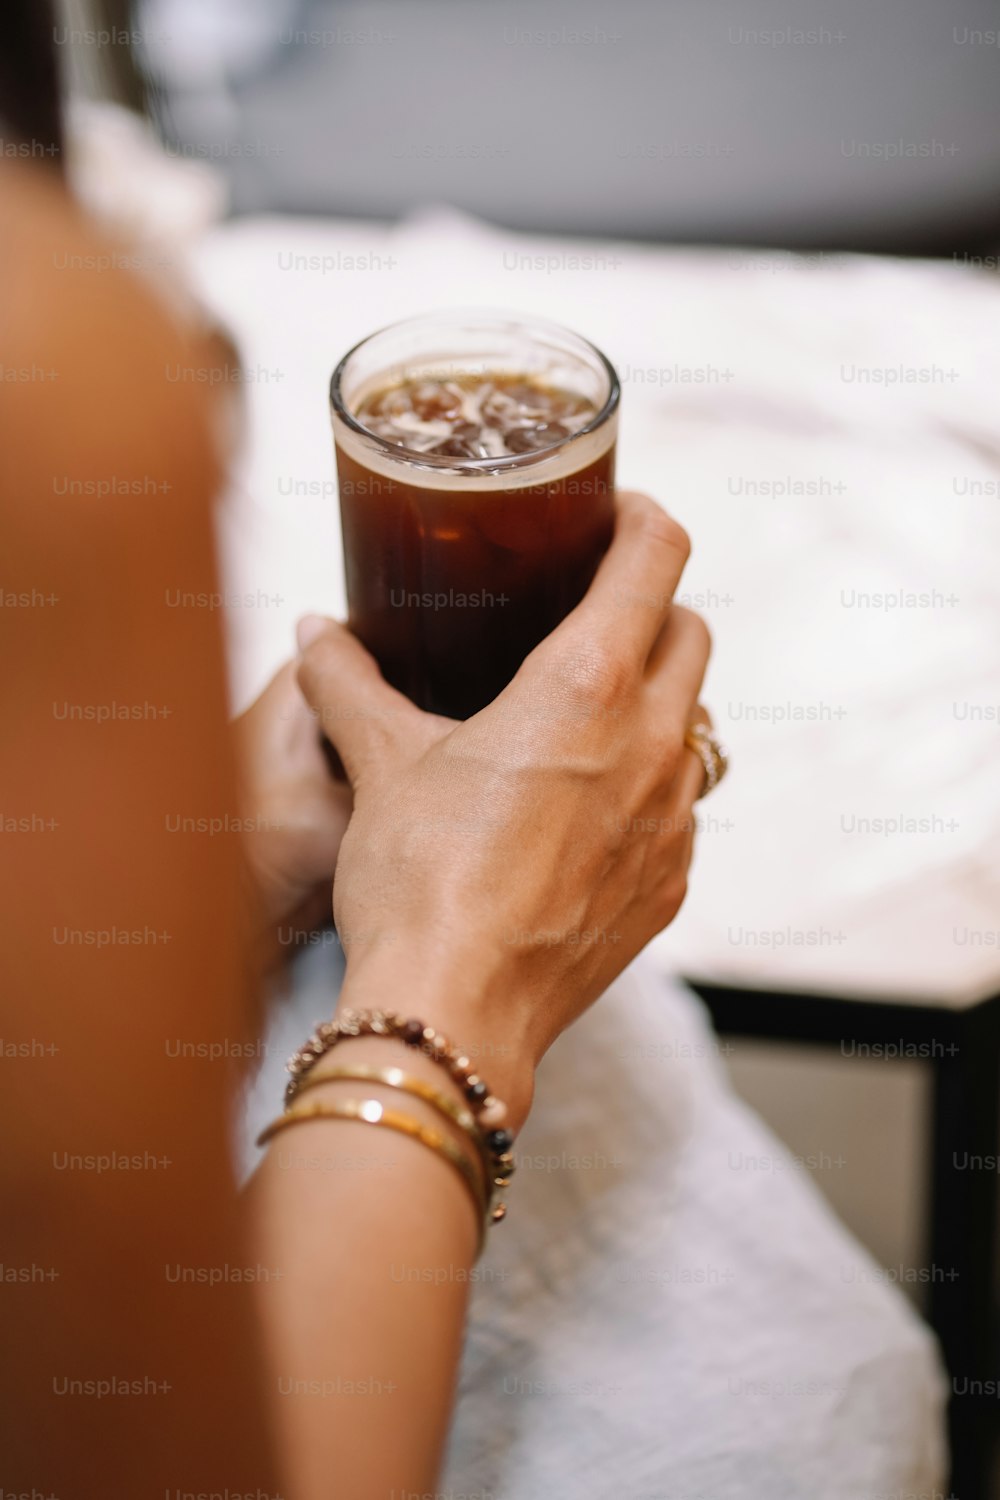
[331,314,619,719]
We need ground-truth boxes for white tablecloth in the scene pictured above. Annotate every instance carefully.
[189,206,1000,1008]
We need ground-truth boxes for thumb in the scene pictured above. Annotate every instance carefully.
[295,615,419,785]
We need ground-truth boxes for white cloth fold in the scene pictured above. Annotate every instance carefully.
[239,950,946,1499]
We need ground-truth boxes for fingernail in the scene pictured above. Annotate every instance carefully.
[296,614,327,652]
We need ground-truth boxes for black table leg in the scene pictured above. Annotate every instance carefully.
[686,981,1000,1500]
[928,997,1000,1500]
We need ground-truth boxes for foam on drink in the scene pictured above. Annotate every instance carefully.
[355,373,598,460]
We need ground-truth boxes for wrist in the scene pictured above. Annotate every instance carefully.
[336,947,537,1134]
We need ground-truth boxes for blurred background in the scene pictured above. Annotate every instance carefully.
[40,0,1000,1491]
[62,0,1000,251]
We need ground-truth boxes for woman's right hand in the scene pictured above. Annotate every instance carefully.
[295,490,712,1128]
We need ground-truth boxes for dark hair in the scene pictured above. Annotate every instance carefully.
[0,0,64,166]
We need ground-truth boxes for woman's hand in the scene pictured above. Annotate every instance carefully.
[234,660,352,960]
[295,491,712,1126]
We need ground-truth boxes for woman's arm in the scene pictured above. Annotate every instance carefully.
[0,163,280,1498]
[250,495,711,1498]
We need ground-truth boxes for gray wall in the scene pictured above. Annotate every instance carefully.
[131,0,1000,249]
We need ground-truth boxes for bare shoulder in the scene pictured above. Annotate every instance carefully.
[0,160,221,526]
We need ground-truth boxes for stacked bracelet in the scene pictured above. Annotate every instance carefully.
[295,1062,489,1170]
[257,1097,488,1255]
[278,1009,516,1229]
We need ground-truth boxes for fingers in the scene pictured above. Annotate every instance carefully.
[294,615,421,785]
[552,491,691,675]
[640,703,711,933]
[644,607,713,831]
[673,703,713,808]
[645,602,714,833]
[643,705,711,927]
[645,605,712,720]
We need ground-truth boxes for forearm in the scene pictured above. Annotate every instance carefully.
[248,972,533,1500]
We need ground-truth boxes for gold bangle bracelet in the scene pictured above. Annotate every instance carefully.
[256,1097,487,1252]
[293,1063,488,1172]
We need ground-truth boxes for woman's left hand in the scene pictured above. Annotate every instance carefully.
[234,659,351,961]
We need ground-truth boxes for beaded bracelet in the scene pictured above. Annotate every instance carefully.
[284,1009,515,1225]
[257,1096,487,1253]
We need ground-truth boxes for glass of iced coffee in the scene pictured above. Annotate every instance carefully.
[330,311,619,719]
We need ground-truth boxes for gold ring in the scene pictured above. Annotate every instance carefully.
[683,722,729,798]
